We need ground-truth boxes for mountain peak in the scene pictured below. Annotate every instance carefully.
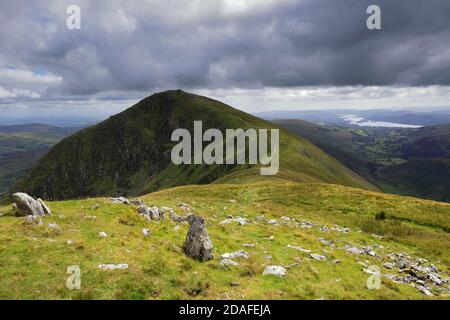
[11,93,374,200]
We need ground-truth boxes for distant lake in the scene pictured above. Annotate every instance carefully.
[340,114,422,128]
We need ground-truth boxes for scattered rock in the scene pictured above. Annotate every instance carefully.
[219,217,249,226]
[414,284,433,296]
[358,261,369,268]
[138,206,149,215]
[149,206,164,220]
[255,215,265,222]
[331,225,350,233]
[219,219,233,225]
[263,265,287,277]
[169,211,183,223]
[319,238,334,247]
[234,217,249,226]
[130,199,144,206]
[98,231,108,238]
[287,245,311,253]
[383,262,395,269]
[310,253,327,261]
[362,246,377,256]
[98,264,129,270]
[367,250,377,257]
[298,220,315,229]
[429,273,442,285]
[382,252,449,295]
[242,243,255,248]
[178,202,191,212]
[362,267,378,275]
[267,219,277,225]
[344,245,365,255]
[12,193,48,216]
[142,228,150,237]
[48,223,60,230]
[110,197,132,205]
[183,215,213,262]
[220,259,240,267]
[221,250,249,259]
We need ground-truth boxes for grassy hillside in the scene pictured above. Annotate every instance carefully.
[11,91,374,200]
[0,182,448,299]
[274,120,450,202]
[0,125,78,195]
[379,159,450,202]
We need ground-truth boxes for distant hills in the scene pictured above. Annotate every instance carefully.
[257,109,450,127]
[10,90,374,200]
[274,120,450,202]
[0,124,79,195]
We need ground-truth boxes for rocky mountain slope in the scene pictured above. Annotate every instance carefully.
[11,90,374,200]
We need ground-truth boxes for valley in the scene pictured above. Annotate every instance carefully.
[0,124,80,195]
[274,120,450,202]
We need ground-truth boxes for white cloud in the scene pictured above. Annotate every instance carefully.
[0,68,62,85]
[194,86,450,112]
[0,85,40,99]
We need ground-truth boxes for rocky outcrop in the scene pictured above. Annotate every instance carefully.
[137,205,166,221]
[12,193,50,216]
[183,215,213,262]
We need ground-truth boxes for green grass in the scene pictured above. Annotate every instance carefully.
[1,182,448,299]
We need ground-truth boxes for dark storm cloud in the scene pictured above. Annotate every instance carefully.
[1,0,450,100]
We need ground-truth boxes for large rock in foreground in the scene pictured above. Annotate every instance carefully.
[12,193,50,216]
[183,215,213,262]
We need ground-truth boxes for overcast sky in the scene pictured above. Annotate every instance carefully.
[1,0,450,120]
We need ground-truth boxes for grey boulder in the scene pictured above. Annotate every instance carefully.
[183,215,213,262]
[262,265,287,277]
[12,193,49,216]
